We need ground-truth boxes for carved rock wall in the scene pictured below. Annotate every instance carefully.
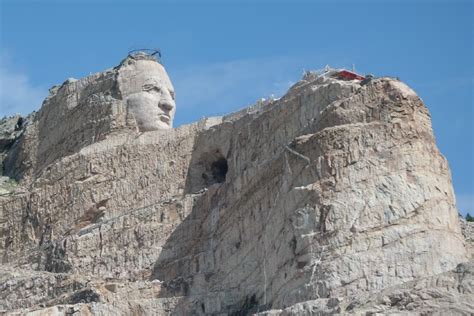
[151,77,467,313]
[0,65,469,315]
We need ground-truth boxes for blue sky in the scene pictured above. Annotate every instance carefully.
[1,0,473,214]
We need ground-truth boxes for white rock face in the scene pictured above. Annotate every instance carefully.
[0,61,470,315]
[118,53,176,131]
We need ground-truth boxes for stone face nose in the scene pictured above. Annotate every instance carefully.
[158,88,175,112]
[159,100,174,112]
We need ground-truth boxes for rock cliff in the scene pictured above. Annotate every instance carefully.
[0,55,472,315]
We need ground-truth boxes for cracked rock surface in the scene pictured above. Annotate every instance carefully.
[0,61,471,315]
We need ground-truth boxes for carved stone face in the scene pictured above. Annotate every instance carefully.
[118,58,176,131]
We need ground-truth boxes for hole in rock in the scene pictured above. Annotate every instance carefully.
[189,149,229,193]
[211,157,228,183]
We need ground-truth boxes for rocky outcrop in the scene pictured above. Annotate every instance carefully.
[260,220,474,315]
[0,57,471,315]
[1,113,35,180]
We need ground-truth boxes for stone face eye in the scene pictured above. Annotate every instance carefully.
[169,90,175,100]
[143,84,160,93]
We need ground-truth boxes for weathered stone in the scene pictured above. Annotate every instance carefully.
[1,113,35,179]
[0,58,470,315]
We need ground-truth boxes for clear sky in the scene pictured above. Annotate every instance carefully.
[1,0,473,214]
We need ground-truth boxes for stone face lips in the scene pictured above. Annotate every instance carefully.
[0,63,469,315]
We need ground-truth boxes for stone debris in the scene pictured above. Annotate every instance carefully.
[0,55,472,315]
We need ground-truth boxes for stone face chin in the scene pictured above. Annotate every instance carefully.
[0,62,471,315]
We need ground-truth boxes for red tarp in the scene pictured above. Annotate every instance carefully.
[337,70,365,81]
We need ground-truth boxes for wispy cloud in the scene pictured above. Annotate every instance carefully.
[0,54,327,123]
[169,56,309,126]
[0,54,47,117]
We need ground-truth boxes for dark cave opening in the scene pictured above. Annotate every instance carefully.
[210,157,228,184]
[187,149,230,193]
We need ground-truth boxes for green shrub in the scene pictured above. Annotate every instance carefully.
[466,213,474,222]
